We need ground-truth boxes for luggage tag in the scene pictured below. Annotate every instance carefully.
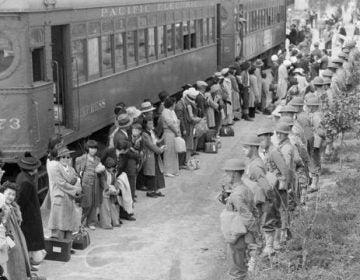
[6,236,15,248]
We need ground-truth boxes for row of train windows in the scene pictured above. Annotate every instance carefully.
[241,5,286,34]
[72,18,215,83]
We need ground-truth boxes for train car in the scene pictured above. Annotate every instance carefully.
[0,0,286,168]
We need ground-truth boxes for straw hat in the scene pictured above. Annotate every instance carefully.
[57,147,75,158]
[117,113,133,128]
[196,81,208,88]
[139,101,156,113]
[254,59,264,67]
[223,159,246,171]
[126,106,142,119]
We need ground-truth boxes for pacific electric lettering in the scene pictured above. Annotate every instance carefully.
[100,2,206,18]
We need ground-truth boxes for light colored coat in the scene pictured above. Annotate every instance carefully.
[142,130,164,176]
[47,164,82,232]
[204,91,219,128]
[277,63,288,99]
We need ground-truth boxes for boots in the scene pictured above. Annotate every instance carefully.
[308,175,319,193]
[273,228,282,250]
[261,231,275,257]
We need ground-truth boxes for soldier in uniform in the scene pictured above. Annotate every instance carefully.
[306,97,326,193]
[338,51,353,85]
[241,134,281,257]
[257,127,290,249]
[328,62,346,95]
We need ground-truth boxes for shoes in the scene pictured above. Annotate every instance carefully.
[31,266,39,272]
[146,191,158,198]
[89,225,96,231]
[123,216,136,221]
[154,191,165,197]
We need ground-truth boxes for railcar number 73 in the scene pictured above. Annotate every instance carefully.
[0,118,21,130]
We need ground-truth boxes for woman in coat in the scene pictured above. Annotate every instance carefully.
[75,140,103,230]
[15,152,46,266]
[161,97,180,177]
[142,117,166,198]
[277,60,290,100]
[48,147,82,241]
[248,67,260,118]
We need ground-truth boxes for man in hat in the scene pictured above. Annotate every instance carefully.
[220,68,234,125]
[276,60,290,100]
[318,49,329,78]
[257,126,290,249]
[195,81,208,119]
[221,158,259,278]
[328,62,346,95]
[111,113,133,149]
[293,68,308,95]
[306,97,325,193]
[241,134,281,257]
[339,51,353,84]
[254,59,264,111]
[16,152,46,266]
[287,24,298,45]
[310,42,322,79]
[332,58,347,87]
[228,67,242,120]
[238,61,252,121]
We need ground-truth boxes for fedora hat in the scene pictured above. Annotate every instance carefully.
[312,76,325,86]
[222,158,246,171]
[241,134,261,146]
[196,81,208,88]
[17,152,41,170]
[254,59,264,67]
[117,113,133,128]
[139,101,156,113]
[275,122,292,134]
[126,106,142,119]
[220,68,229,76]
[278,105,298,114]
[306,97,321,106]
[57,147,75,158]
[279,116,295,126]
[322,69,334,78]
[257,126,274,136]
[86,139,98,149]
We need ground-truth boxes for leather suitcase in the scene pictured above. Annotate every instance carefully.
[204,142,218,153]
[72,227,91,250]
[205,129,217,142]
[220,126,235,137]
[45,238,72,262]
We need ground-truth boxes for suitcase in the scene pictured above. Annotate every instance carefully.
[45,238,72,262]
[205,129,217,142]
[204,142,218,153]
[72,226,91,250]
[220,126,235,137]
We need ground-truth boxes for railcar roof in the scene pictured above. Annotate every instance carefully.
[0,0,215,12]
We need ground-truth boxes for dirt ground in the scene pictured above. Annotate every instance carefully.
[38,115,273,280]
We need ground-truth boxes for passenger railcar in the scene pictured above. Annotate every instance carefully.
[0,0,286,166]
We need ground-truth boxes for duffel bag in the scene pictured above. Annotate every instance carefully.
[205,129,217,142]
[204,142,218,154]
[72,226,90,250]
[220,126,235,137]
[174,137,186,153]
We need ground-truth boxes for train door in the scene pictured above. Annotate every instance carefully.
[51,25,73,131]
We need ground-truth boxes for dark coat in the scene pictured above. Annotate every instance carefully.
[287,29,298,45]
[16,171,45,251]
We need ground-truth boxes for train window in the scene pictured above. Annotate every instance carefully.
[138,29,147,62]
[175,23,183,51]
[101,35,113,73]
[115,33,125,71]
[72,23,86,38]
[166,24,174,54]
[0,37,14,74]
[190,21,196,49]
[148,28,156,59]
[126,31,136,65]
[158,26,165,57]
[102,19,113,33]
[203,19,209,44]
[87,37,100,77]
[183,21,190,50]
[88,21,101,35]
[267,8,270,26]
[197,19,204,46]
[72,39,86,81]
[277,6,280,23]
[210,17,215,42]
[32,48,45,82]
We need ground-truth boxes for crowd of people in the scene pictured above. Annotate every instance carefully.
[0,12,359,280]
[220,20,360,280]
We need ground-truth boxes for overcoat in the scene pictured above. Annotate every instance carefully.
[16,171,45,251]
[47,164,82,232]
[204,91,219,128]
[276,63,288,99]
[142,130,164,176]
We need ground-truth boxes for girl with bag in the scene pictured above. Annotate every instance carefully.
[161,97,180,177]
[220,159,260,280]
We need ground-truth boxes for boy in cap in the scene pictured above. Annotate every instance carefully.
[221,158,259,279]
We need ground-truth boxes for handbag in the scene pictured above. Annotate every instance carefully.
[174,137,186,153]
[72,226,91,250]
[204,142,218,153]
[220,126,235,137]
[194,118,208,138]
[220,209,247,244]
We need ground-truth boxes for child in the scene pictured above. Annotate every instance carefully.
[99,158,121,229]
